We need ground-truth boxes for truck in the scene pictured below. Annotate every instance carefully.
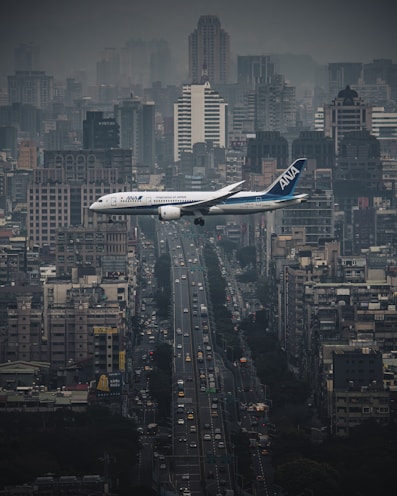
[200,304,208,317]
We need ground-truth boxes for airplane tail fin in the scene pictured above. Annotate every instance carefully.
[262,158,307,197]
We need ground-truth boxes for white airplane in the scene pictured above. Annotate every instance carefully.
[89,158,308,226]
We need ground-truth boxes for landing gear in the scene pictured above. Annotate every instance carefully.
[194,218,205,226]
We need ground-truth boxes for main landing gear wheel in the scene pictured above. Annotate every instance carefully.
[194,218,205,226]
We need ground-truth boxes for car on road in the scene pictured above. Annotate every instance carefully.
[189,441,197,448]
[177,418,184,425]
[203,434,212,441]
[217,441,225,449]
[183,308,189,313]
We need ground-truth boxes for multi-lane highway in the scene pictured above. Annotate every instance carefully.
[166,228,233,496]
[132,223,274,496]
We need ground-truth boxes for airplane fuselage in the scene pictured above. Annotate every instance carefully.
[89,158,308,224]
[89,190,306,216]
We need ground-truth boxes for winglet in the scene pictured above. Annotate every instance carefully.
[218,180,245,194]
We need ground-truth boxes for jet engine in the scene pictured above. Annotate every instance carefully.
[158,206,182,221]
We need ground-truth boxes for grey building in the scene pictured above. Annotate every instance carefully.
[189,15,231,85]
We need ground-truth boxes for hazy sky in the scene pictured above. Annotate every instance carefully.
[1,0,396,83]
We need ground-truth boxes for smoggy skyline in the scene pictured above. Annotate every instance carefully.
[1,0,396,85]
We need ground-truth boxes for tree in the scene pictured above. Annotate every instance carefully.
[235,245,256,268]
[275,457,340,496]
[154,253,171,290]
[217,238,238,256]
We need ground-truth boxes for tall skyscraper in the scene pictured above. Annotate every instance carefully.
[7,71,53,110]
[83,111,120,149]
[173,81,227,162]
[96,47,120,86]
[114,97,156,169]
[255,74,296,134]
[323,86,372,154]
[237,55,275,88]
[189,15,231,85]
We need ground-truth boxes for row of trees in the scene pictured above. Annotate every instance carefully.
[208,236,397,495]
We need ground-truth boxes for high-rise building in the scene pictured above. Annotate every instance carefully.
[291,131,335,168]
[115,98,156,169]
[173,81,227,162]
[43,275,127,373]
[328,63,362,101]
[83,111,120,149]
[245,131,289,175]
[255,74,296,133]
[237,55,275,88]
[323,86,372,154]
[142,102,156,169]
[363,58,397,102]
[17,139,37,169]
[189,15,231,85]
[96,47,120,86]
[0,102,42,140]
[27,149,133,247]
[7,71,53,110]
[332,348,387,437]
[0,126,17,159]
[55,220,128,278]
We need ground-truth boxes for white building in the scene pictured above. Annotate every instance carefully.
[371,107,397,140]
[173,81,227,162]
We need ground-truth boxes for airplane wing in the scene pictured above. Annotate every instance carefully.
[180,180,245,213]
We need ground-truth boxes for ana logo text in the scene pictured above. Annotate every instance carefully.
[279,165,299,191]
[122,195,143,203]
